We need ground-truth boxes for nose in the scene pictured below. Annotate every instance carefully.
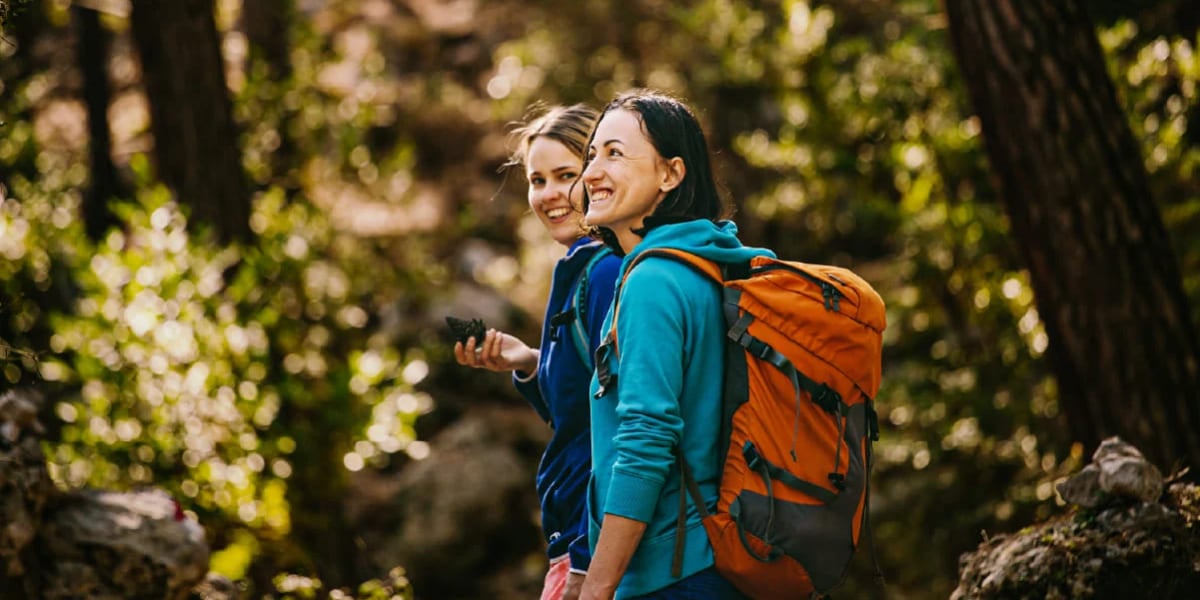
[550,180,573,205]
[582,158,601,187]
[533,183,558,206]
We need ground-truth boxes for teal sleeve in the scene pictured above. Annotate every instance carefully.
[601,259,695,522]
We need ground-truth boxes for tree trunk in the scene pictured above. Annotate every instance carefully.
[240,0,292,79]
[73,5,122,241]
[128,0,250,243]
[944,0,1200,474]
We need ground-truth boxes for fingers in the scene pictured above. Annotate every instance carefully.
[455,337,486,368]
[456,330,519,372]
[480,329,505,369]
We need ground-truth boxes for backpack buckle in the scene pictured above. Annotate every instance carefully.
[594,344,616,398]
[742,441,763,471]
[828,472,846,491]
[812,384,841,415]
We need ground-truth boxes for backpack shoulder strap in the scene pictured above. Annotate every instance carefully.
[607,248,726,355]
[637,248,723,282]
[568,245,613,370]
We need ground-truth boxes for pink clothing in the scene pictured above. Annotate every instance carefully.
[540,555,571,600]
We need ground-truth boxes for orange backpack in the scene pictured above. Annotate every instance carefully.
[616,248,885,599]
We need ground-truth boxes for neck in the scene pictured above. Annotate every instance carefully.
[614,228,642,255]
[560,235,587,250]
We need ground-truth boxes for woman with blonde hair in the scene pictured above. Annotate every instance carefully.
[456,103,620,600]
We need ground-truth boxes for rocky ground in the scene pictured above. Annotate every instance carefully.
[952,438,1200,599]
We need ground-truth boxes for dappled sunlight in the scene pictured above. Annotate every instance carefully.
[1,0,1197,597]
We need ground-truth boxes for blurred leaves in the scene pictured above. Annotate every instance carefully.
[0,0,1196,598]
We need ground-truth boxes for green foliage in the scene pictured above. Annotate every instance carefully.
[1,0,1196,598]
[0,0,33,30]
[6,179,432,576]
[1100,23,1200,327]
[267,567,412,600]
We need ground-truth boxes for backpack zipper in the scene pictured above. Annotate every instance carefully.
[751,264,845,312]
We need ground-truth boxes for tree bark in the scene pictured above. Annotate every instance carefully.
[240,0,292,79]
[944,0,1200,474]
[129,0,250,243]
[73,5,122,241]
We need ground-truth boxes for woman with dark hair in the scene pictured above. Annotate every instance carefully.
[578,90,770,599]
[455,103,620,600]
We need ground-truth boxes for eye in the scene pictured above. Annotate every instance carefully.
[558,172,577,182]
[608,147,623,157]
[529,176,545,186]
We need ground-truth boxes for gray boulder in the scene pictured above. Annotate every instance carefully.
[1057,437,1164,508]
[955,438,1199,599]
[0,388,214,599]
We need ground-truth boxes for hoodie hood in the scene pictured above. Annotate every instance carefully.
[622,219,774,274]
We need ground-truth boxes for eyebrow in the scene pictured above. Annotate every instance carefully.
[588,139,624,151]
[528,164,579,176]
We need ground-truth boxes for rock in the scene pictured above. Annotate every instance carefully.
[1093,437,1163,504]
[0,389,54,579]
[1056,437,1164,507]
[956,440,1200,600]
[356,406,548,599]
[0,389,45,440]
[2,388,218,599]
[1056,463,1102,508]
[37,488,210,600]
[190,572,240,600]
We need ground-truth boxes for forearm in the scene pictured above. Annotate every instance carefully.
[580,514,646,599]
[510,347,539,376]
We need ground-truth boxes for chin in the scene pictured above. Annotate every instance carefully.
[551,229,581,246]
[583,213,607,228]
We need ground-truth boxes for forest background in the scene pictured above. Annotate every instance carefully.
[1,0,1197,598]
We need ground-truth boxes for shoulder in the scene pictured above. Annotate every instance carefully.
[625,254,713,288]
[587,250,622,288]
[622,255,717,308]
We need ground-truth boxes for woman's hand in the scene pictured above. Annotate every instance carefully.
[561,571,585,600]
[454,328,539,374]
[577,514,646,600]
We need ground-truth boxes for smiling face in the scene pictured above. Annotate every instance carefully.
[526,136,587,247]
[582,108,684,253]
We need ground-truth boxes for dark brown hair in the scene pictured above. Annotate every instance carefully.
[582,89,731,254]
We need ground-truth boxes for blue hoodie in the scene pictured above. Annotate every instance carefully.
[514,237,621,574]
[588,220,773,597]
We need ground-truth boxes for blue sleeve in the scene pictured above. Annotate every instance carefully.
[512,370,551,424]
[602,259,697,522]
[566,254,618,573]
[568,530,591,573]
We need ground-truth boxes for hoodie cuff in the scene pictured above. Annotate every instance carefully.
[567,533,591,573]
[512,370,550,424]
[603,469,662,523]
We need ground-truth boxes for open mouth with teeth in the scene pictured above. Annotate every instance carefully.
[544,207,573,221]
[589,189,612,203]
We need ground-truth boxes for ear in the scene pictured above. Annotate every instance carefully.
[660,156,686,193]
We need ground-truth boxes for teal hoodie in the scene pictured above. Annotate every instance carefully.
[588,220,774,598]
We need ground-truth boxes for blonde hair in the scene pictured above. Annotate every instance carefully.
[507,103,600,169]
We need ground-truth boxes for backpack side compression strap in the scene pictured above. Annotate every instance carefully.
[567,245,612,370]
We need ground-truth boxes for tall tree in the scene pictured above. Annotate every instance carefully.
[129,0,250,242]
[73,5,122,241]
[944,0,1200,473]
[240,0,291,79]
